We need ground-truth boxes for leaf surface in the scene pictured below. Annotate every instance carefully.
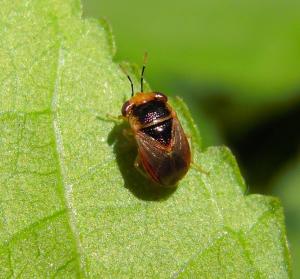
[0,0,291,277]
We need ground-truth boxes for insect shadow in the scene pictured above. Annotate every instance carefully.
[107,122,176,201]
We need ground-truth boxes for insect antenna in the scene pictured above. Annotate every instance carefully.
[127,75,134,97]
[141,52,148,92]
[120,64,134,97]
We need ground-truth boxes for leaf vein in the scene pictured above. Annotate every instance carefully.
[171,232,228,278]
[51,46,84,276]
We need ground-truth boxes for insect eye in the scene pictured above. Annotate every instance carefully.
[121,101,132,116]
[154,92,168,102]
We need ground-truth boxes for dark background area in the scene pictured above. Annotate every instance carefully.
[82,0,300,274]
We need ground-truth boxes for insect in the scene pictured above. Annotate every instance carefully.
[121,54,191,187]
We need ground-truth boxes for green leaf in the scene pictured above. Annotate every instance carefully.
[0,0,291,277]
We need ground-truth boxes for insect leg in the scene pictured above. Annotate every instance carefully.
[96,114,125,124]
[134,155,149,179]
[191,162,210,176]
[185,132,210,175]
[122,128,134,140]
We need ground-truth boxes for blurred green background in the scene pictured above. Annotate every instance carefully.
[82,0,300,275]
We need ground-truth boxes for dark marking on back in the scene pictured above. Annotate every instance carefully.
[141,119,173,146]
[132,100,170,125]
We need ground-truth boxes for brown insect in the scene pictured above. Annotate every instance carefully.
[121,54,191,187]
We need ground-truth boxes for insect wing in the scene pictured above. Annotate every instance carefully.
[170,117,191,163]
[136,132,168,184]
[136,117,191,186]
